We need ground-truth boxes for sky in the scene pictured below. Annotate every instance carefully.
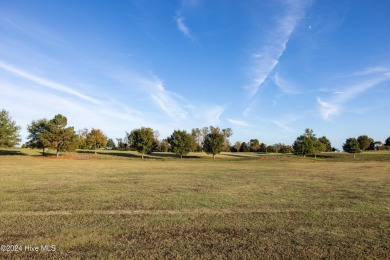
[1,0,389,149]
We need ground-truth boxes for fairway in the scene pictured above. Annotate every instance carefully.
[0,152,389,259]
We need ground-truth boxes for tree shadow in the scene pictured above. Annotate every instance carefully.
[150,152,201,159]
[0,149,27,156]
[221,153,259,158]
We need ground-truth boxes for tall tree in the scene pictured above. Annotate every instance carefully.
[232,141,241,152]
[343,138,360,158]
[249,139,260,152]
[203,127,225,159]
[168,130,195,159]
[318,136,332,152]
[26,119,51,155]
[292,129,316,158]
[385,137,390,150]
[0,109,21,148]
[191,128,202,152]
[222,128,233,152]
[106,138,116,149]
[86,129,107,153]
[357,135,373,151]
[45,114,78,157]
[259,143,267,153]
[239,142,250,152]
[128,127,154,159]
[77,128,89,149]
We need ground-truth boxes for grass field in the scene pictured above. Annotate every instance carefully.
[0,149,389,258]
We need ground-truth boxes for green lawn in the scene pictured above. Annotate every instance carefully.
[0,149,389,258]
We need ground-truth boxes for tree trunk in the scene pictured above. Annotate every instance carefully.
[141,154,144,159]
[180,154,183,160]
[353,153,356,159]
[42,148,45,156]
[213,154,215,159]
[56,149,59,158]
[315,153,317,158]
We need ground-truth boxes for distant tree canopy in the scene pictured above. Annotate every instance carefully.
[27,119,51,155]
[168,130,195,159]
[203,127,226,159]
[357,135,373,151]
[128,127,154,159]
[249,139,260,152]
[343,138,360,158]
[293,129,315,157]
[27,114,77,157]
[293,129,330,158]
[318,136,332,152]
[386,137,390,148]
[0,109,21,148]
[86,128,107,153]
[239,142,249,152]
[107,138,116,149]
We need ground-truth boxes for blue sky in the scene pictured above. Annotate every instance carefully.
[1,0,389,148]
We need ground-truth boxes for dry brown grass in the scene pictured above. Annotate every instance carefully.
[0,150,389,258]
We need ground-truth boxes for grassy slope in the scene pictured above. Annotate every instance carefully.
[0,150,389,258]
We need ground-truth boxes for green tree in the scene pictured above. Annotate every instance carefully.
[239,142,250,152]
[86,129,107,153]
[231,141,241,152]
[222,128,233,152]
[357,135,373,151]
[77,128,89,149]
[259,143,267,153]
[385,137,390,150]
[168,130,195,159]
[343,138,360,158]
[203,127,225,159]
[249,139,260,152]
[313,139,325,158]
[106,138,116,149]
[45,114,78,158]
[292,129,316,158]
[26,119,51,155]
[318,136,332,152]
[128,127,154,159]
[160,139,169,152]
[0,109,21,148]
[279,144,293,154]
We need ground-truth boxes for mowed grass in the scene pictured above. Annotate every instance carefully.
[0,150,389,259]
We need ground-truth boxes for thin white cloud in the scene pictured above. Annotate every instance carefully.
[227,119,253,127]
[317,71,390,120]
[175,14,192,39]
[317,98,340,120]
[125,73,189,120]
[245,1,308,99]
[0,60,101,105]
[270,114,302,133]
[273,73,298,95]
[201,106,224,125]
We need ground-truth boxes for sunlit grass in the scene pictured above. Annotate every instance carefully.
[0,149,389,258]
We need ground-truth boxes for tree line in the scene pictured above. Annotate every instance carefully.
[1,109,390,159]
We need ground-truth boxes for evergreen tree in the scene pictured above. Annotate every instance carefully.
[0,109,21,148]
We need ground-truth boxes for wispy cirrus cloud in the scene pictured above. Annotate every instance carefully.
[227,118,253,127]
[245,1,308,100]
[317,67,390,120]
[273,73,298,95]
[175,14,193,39]
[142,76,189,120]
[0,60,101,105]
